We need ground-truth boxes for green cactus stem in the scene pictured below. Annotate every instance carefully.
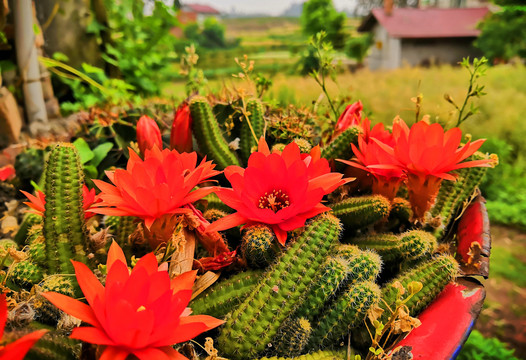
[190,96,241,169]
[42,144,89,276]
[218,214,341,359]
[203,193,234,214]
[33,276,75,325]
[255,350,346,360]
[190,270,263,318]
[321,126,361,162]
[331,195,391,230]
[293,256,349,321]
[203,208,229,223]
[389,197,412,224]
[336,245,382,284]
[293,138,313,153]
[14,212,42,246]
[380,255,458,321]
[9,261,44,289]
[431,152,490,239]
[240,98,265,163]
[104,216,136,257]
[308,281,381,350]
[241,225,280,269]
[24,330,81,360]
[271,143,286,153]
[273,317,312,357]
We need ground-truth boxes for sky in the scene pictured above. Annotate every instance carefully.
[183,0,358,16]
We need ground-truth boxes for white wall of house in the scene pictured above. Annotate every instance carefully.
[367,24,401,70]
[401,38,481,66]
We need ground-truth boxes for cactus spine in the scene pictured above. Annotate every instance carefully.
[9,261,44,288]
[240,99,265,163]
[308,281,381,350]
[218,214,341,359]
[255,350,346,360]
[331,195,391,229]
[241,225,280,269]
[204,193,234,214]
[321,126,361,162]
[42,144,89,275]
[273,317,312,357]
[336,245,382,284]
[190,96,241,169]
[190,270,263,318]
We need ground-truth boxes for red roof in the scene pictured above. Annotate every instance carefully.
[184,4,220,15]
[359,7,490,38]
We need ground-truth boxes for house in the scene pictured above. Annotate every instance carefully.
[358,4,490,69]
[179,3,221,25]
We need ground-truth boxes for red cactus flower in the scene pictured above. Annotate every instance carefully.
[339,136,405,200]
[0,293,47,360]
[136,115,162,155]
[207,138,350,245]
[375,118,494,219]
[21,185,100,219]
[90,147,219,246]
[0,165,15,182]
[336,101,363,134]
[42,242,223,360]
[170,104,193,153]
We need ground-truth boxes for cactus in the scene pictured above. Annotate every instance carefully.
[190,96,241,169]
[190,270,263,318]
[33,276,75,324]
[203,208,229,223]
[293,256,349,321]
[204,193,234,214]
[389,197,412,224]
[380,255,458,321]
[24,330,81,360]
[9,261,44,288]
[218,214,341,359]
[14,212,42,245]
[431,152,490,239]
[27,225,47,267]
[336,245,382,284]
[104,216,136,257]
[241,225,280,269]
[331,195,390,230]
[271,143,286,153]
[293,138,313,153]
[321,125,361,162]
[240,99,265,163]
[255,350,346,360]
[308,281,381,350]
[273,317,312,357]
[42,143,89,276]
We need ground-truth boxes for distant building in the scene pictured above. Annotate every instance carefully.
[179,3,221,25]
[358,4,490,69]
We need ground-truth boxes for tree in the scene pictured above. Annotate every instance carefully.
[301,0,347,49]
[475,1,526,62]
[355,0,418,16]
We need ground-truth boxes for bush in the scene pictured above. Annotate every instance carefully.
[457,330,519,360]
[345,33,374,64]
[184,17,230,49]
[300,0,347,49]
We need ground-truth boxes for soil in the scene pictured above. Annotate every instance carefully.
[475,225,526,359]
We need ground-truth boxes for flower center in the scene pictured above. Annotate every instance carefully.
[258,189,290,212]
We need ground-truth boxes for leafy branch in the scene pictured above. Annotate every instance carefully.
[444,57,488,127]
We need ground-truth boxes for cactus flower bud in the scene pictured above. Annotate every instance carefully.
[136,115,162,154]
[170,103,193,153]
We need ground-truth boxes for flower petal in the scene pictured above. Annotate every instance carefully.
[0,329,47,360]
[41,292,100,327]
[70,326,114,345]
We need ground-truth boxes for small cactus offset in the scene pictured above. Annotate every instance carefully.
[24,331,81,360]
[273,317,312,357]
[241,225,280,269]
[293,256,349,321]
[190,96,241,169]
[240,98,266,163]
[255,349,346,360]
[104,215,136,256]
[308,281,381,350]
[190,270,263,318]
[389,197,413,224]
[9,261,44,289]
[14,212,42,245]
[203,193,235,214]
[42,143,89,276]
[203,208,230,223]
[321,125,361,162]
[218,214,341,359]
[33,276,75,324]
[293,138,313,153]
[331,195,391,230]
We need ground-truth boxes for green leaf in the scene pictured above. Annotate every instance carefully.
[84,165,98,180]
[73,138,95,164]
[30,180,42,192]
[91,142,114,167]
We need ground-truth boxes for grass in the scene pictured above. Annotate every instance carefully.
[489,245,526,287]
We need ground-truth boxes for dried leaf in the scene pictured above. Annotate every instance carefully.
[392,307,421,334]
[191,271,221,301]
[367,304,385,324]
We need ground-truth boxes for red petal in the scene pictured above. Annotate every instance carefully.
[0,293,6,338]
[41,292,100,326]
[134,252,159,275]
[171,270,197,294]
[272,225,288,246]
[70,326,114,345]
[257,137,270,155]
[206,212,247,233]
[99,347,130,360]
[107,241,128,271]
[0,329,47,360]
[72,260,105,308]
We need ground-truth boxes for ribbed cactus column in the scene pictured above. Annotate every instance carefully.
[42,143,88,275]
[331,195,391,229]
[240,98,265,163]
[190,96,241,169]
[217,214,341,359]
[321,126,361,162]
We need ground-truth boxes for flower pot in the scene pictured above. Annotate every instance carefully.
[391,194,490,359]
